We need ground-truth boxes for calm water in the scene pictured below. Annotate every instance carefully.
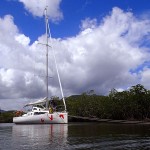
[1,123,150,150]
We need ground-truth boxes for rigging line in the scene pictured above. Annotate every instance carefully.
[47,20,67,112]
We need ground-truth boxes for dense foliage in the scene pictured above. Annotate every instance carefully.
[66,84,150,120]
[0,111,14,123]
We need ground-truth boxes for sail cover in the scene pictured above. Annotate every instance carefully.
[24,97,47,107]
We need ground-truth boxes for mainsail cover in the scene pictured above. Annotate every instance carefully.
[24,97,47,107]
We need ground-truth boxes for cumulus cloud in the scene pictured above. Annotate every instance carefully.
[57,7,150,94]
[80,18,98,30]
[140,67,150,89]
[1,7,150,110]
[19,0,63,22]
[15,34,30,46]
[0,15,46,99]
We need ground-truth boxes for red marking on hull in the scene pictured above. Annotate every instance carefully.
[59,114,64,119]
[49,115,53,121]
[41,118,44,123]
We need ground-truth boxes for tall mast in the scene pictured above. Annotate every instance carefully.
[45,7,49,109]
[44,7,67,112]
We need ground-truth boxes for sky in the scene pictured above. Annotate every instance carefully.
[0,0,150,110]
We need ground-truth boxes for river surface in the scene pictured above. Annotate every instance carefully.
[1,123,150,150]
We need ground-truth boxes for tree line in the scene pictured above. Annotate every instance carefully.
[1,84,150,123]
[0,111,14,123]
[66,84,150,120]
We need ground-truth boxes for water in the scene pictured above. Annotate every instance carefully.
[1,123,150,150]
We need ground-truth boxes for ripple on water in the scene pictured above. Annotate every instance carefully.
[1,123,150,150]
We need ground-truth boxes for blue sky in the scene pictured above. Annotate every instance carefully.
[1,0,150,42]
[0,0,150,110]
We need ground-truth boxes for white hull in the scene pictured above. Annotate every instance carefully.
[13,112,68,124]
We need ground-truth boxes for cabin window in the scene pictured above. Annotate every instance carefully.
[34,112,39,115]
[33,108,37,110]
[33,112,46,115]
[39,112,46,114]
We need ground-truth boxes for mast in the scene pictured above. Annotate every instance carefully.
[45,7,49,109]
[44,7,67,112]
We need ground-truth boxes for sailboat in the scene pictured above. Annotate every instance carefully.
[13,7,68,124]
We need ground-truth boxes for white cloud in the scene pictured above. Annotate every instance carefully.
[53,7,150,95]
[1,7,150,110]
[19,0,63,22]
[80,18,98,30]
[15,34,30,46]
[0,15,45,99]
[140,67,150,89]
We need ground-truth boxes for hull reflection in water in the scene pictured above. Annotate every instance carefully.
[12,124,68,149]
[1,123,150,149]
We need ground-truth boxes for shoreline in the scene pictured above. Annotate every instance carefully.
[1,115,150,124]
[69,115,150,124]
